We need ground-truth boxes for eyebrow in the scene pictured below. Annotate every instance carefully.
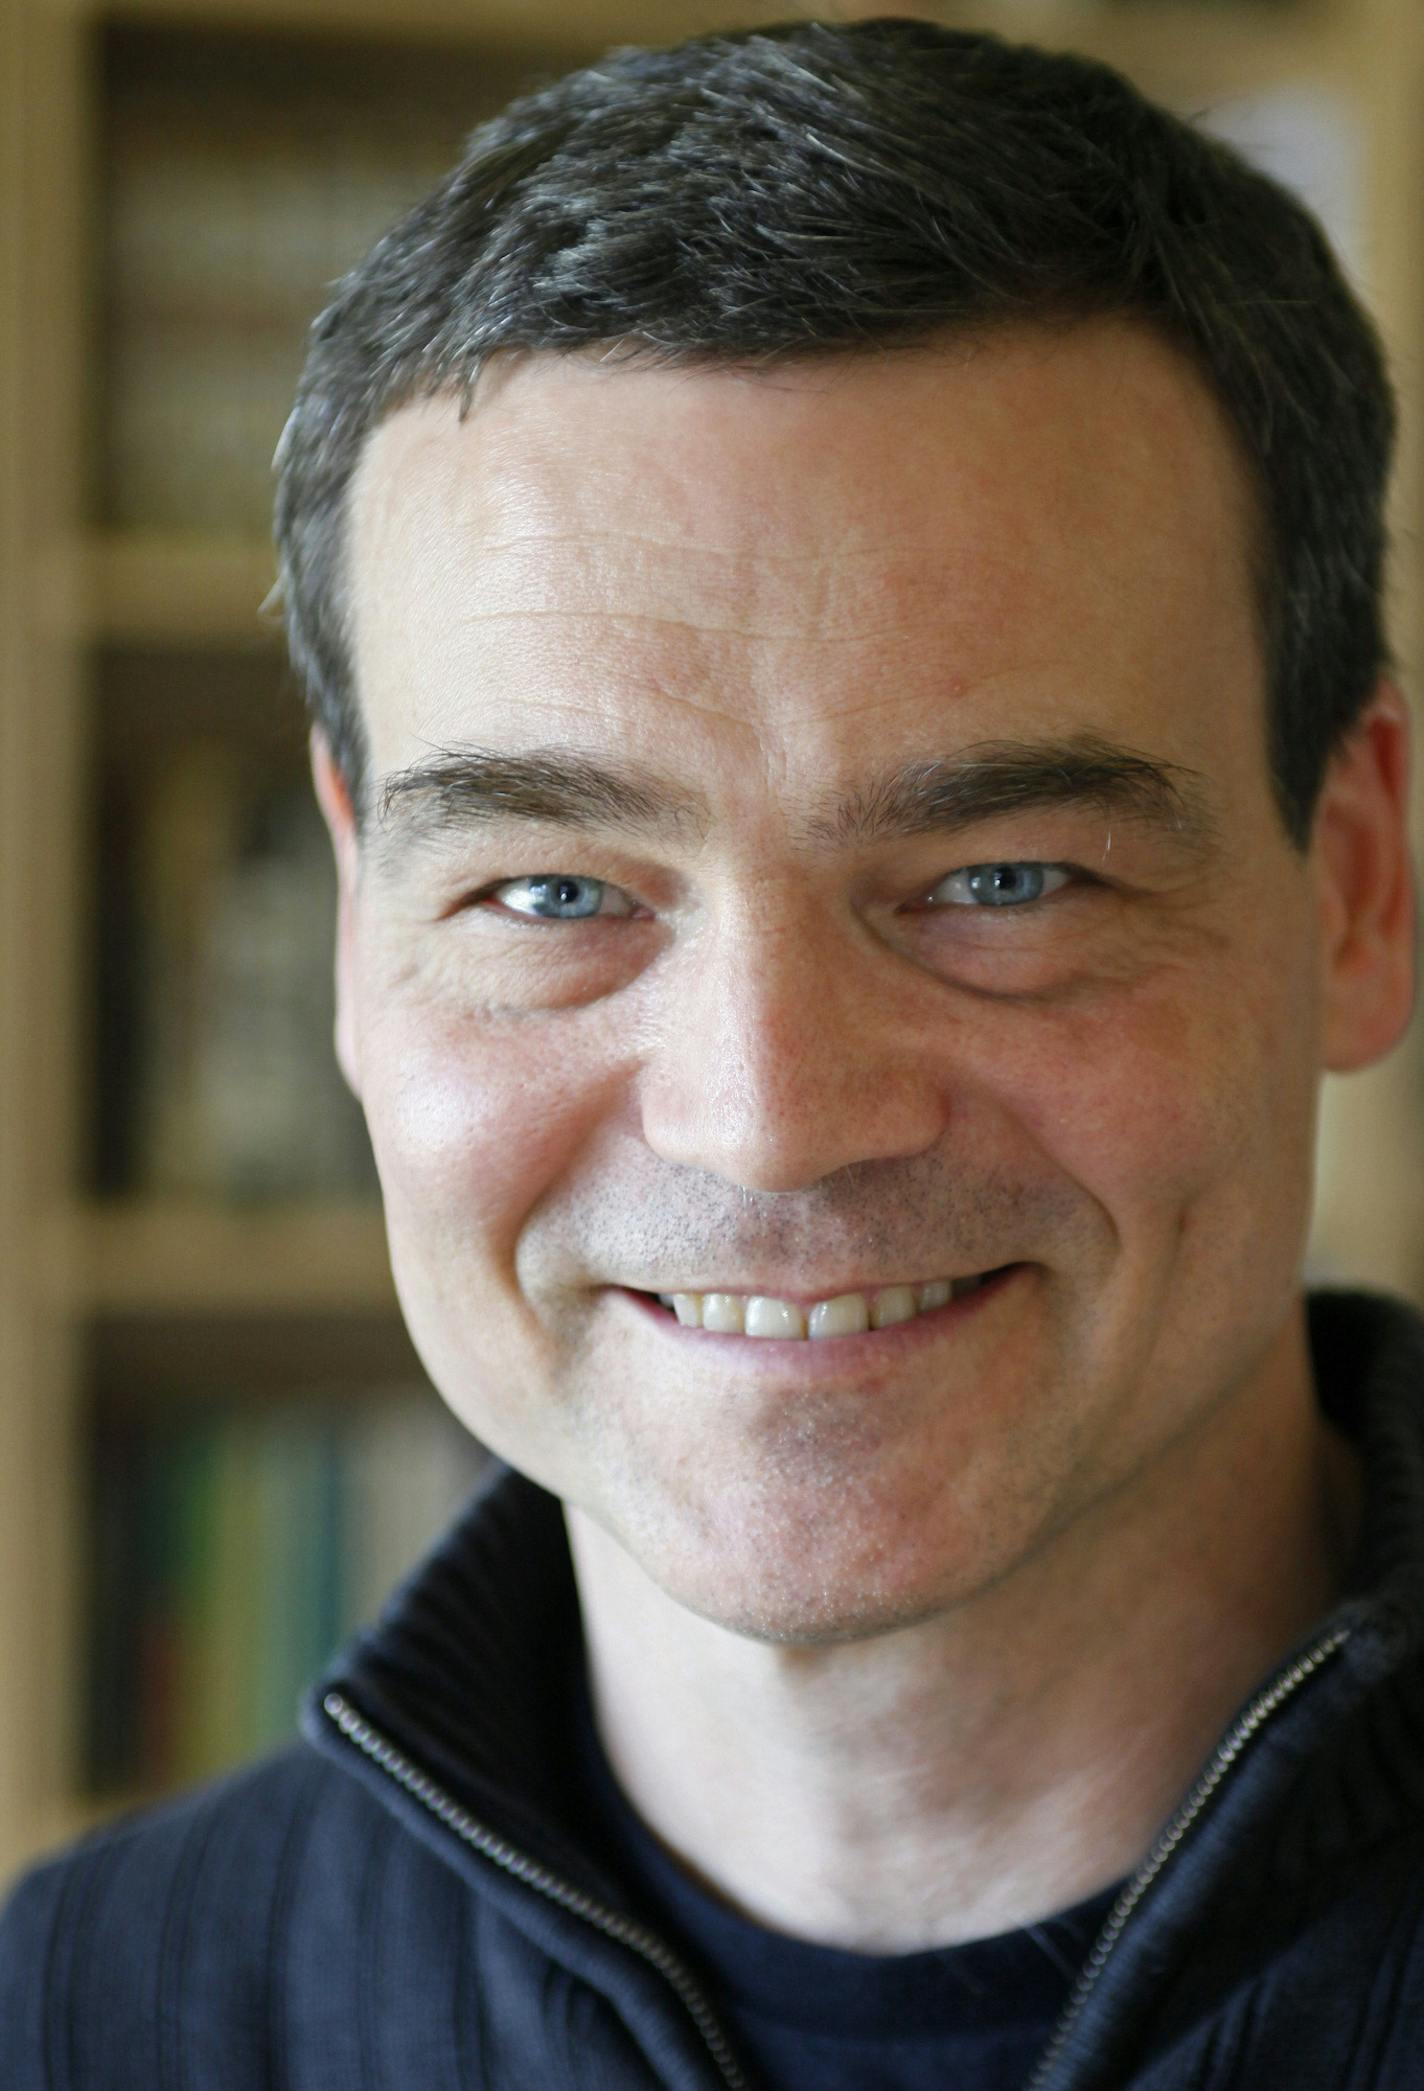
[369,732,1217,869]
[805,735,1218,852]
[371,747,709,871]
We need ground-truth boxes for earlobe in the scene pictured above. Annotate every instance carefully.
[1316,683,1417,1074]
[309,725,364,1099]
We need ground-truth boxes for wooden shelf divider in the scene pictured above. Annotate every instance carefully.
[34,1199,395,1315]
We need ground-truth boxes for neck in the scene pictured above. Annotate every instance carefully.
[566,1307,1360,1951]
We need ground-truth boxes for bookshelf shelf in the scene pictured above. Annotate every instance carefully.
[35,1199,394,1314]
[84,534,280,648]
[61,0,1358,50]
[3,0,1421,1895]
[67,0,719,54]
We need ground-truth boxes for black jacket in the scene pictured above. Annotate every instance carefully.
[4,1289,1424,2088]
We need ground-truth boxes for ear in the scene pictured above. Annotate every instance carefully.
[310,724,364,1099]
[1315,682,1417,1073]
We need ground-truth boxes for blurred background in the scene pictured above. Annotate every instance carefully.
[1,0,1420,1888]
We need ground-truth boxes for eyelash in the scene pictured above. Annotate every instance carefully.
[479,875,640,923]
[477,863,1087,924]
[915,862,1079,911]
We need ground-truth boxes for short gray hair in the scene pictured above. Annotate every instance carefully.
[274,18,1395,846]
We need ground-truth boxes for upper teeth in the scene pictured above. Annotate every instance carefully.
[654,1275,987,1339]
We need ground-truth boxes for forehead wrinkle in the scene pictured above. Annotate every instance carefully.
[438,516,978,650]
[448,528,912,563]
[446,604,956,649]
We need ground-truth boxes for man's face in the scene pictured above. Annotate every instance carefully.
[326,325,1380,1640]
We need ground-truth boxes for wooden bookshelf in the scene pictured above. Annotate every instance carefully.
[3,0,1422,1881]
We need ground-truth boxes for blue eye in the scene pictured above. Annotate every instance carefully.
[492,875,632,921]
[928,863,1072,908]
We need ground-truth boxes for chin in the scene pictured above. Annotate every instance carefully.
[679,1582,967,1649]
[621,1504,1003,1648]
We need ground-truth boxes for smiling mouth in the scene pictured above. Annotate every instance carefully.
[649,1268,1017,1340]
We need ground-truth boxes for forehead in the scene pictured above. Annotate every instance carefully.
[347,325,1264,808]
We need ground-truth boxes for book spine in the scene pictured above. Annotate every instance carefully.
[86,1394,487,1794]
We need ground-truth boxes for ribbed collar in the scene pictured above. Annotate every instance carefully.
[303,1287,1424,1931]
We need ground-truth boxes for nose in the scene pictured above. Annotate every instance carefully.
[637,907,951,1193]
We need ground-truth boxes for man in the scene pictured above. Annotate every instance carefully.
[2,18,1420,2088]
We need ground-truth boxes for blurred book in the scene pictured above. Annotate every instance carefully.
[99,27,536,536]
[85,1389,489,1793]
[119,737,374,1201]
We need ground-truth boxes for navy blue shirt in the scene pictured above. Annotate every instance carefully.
[575,1688,1121,2091]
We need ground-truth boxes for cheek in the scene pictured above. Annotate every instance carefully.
[348,982,604,1468]
[995,956,1318,1254]
[352,934,640,1282]
[359,1004,564,1252]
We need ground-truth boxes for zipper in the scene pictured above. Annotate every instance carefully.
[328,1617,1351,2091]
[1023,1620,1353,2091]
[321,1690,754,2091]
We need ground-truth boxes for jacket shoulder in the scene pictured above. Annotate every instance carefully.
[0,1744,400,2088]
